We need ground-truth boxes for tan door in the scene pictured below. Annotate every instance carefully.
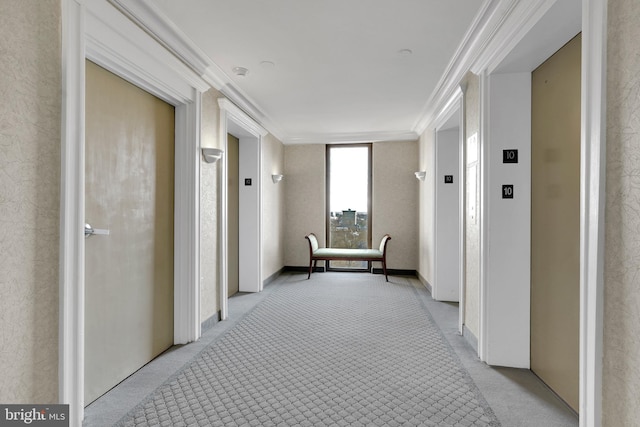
[530,34,581,412]
[227,134,240,296]
[84,60,175,404]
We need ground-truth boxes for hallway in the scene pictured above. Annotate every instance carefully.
[84,273,577,426]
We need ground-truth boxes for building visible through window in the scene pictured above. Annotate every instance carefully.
[326,144,372,270]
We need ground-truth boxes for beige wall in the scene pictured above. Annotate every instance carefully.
[417,130,435,284]
[372,141,419,270]
[0,0,61,403]
[463,72,480,339]
[200,89,286,312]
[604,0,640,424]
[262,134,286,280]
[200,88,222,322]
[284,142,419,271]
[284,144,327,267]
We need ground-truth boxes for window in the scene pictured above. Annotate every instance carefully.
[326,144,372,270]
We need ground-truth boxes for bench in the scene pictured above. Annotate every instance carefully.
[305,233,392,281]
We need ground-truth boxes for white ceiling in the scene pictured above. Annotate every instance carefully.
[151,0,485,143]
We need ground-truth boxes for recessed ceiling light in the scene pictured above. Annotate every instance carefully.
[398,49,413,56]
[232,66,249,77]
[260,60,276,69]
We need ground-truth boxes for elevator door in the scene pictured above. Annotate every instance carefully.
[85,60,175,404]
[531,34,581,412]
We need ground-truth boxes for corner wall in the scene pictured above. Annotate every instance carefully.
[462,72,481,338]
[0,0,61,403]
[284,145,327,268]
[417,131,435,285]
[200,88,222,322]
[484,72,531,368]
[262,134,286,280]
[372,141,419,271]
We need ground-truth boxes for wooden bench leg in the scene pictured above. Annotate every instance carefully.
[308,259,319,279]
[383,260,388,282]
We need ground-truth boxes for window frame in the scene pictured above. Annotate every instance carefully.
[325,143,373,272]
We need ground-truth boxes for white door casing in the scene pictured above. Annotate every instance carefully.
[471,0,582,367]
[60,0,208,423]
[580,0,607,424]
[218,98,267,320]
[469,0,605,424]
[433,90,463,305]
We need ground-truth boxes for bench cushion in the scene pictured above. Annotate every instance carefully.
[313,248,383,259]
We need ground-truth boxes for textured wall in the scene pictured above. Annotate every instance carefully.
[200,88,222,322]
[603,0,640,424]
[200,91,285,314]
[417,130,435,284]
[0,0,61,403]
[372,141,419,270]
[261,134,285,280]
[463,72,480,339]
[284,142,418,270]
[284,144,327,267]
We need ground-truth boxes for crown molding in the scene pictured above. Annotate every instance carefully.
[283,130,419,146]
[108,0,211,74]
[218,98,268,138]
[413,0,507,136]
[470,0,558,74]
[107,0,559,147]
[215,81,284,141]
[87,0,210,98]
[107,0,284,142]
[432,85,464,131]
[413,0,558,137]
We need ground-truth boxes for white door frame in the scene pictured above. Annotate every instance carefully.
[432,89,464,304]
[458,83,468,335]
[579,0,607,424]
[432,88,465,327]
[469,0,606,424]
[218,99,267,320]
[60,0,207,423]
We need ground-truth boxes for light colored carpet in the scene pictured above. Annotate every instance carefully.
[117,274,500,426]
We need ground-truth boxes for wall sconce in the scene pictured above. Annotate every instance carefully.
[414,171,426,181]
[271,174,284,184]
[202,148,223,163]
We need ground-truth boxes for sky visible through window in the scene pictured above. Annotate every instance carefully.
[329,146,368,213]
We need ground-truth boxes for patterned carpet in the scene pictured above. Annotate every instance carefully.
[117,273,500,426]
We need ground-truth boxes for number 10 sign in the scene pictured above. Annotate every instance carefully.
[502,185,514,199]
